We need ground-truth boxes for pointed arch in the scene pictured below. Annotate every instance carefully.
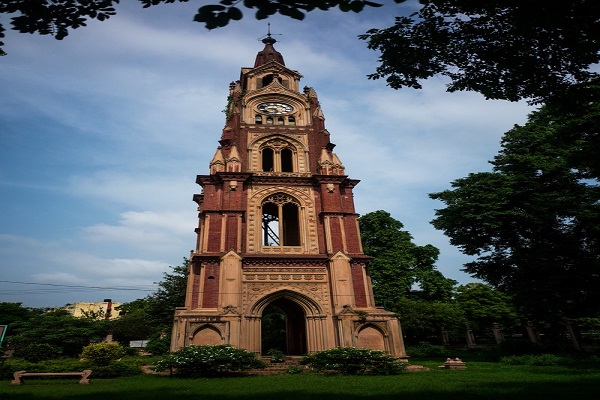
[248,133,309,174]
[355,323,387,351]
[249,289,325,317]
[191,324,224,346]
[246,186,318,254]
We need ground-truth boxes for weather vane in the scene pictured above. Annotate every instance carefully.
[258,23,282,41]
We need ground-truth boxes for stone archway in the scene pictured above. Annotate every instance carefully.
[356,324,386,351]
[261,297,306,355]
[250,289,326,355]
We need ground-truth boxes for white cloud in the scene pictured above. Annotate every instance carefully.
[0,3,538,308]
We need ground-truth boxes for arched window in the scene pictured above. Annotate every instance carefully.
[281,148,293,172]
[262,148,274,172]
[277,117,284,125]
[262,74,274,87]
[255,115,263,124]
[262,194,300,247]
[266,117,273,124]
[288,116,295,126]
[262,74,283,87]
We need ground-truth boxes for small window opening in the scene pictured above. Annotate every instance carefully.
[277,117,285,125]
[281,148,294,172]
[262,75,274,87]
[266,117,273,124]
[261,194,300,247]
[255,115,263,124]
[262,148,274,172]
[288,116,295,126]
[262,202,279,246]
[282,203,300,245]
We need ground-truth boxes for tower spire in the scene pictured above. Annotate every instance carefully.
[254,24,285,67]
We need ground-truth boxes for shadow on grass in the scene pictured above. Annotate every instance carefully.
[2,372,600,400]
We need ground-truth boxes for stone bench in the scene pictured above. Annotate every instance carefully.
[11,370,92,385]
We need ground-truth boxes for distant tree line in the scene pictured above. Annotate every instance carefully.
[0,259,187,359]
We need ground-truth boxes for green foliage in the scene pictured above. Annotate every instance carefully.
[3,1,598,107]
[111,301,153,344]
[360,1,600,104]
[13,343,62,362]
[80,342,126,366]
[455,283,520,334]
[0,356,143,379]
[359,210,454,306]
[286,365,304,374]
[497,340,544,356]
[300,347,405,375]
[83,359,143,378]
[266,348,284,363]
[500,354,564,366]
[8,309,109,357]
[430,97,600,322]
[144,334,171,355]
[154,345,267,377]
[406,342,449,358]
[0,302,41,325]
[193,0,388,29]
[392,298,465,345]
[112,259,189,346]
[145,259,188,329]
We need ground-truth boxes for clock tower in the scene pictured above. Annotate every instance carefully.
[171,35,406,357]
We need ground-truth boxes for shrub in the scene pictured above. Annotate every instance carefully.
[406,342,448,358]
[498,340,543,355]
[154,345,267,377]
[266,348,285,363]
[0,358,85,379]
[300,347,405,375]
[145,335,171,355]
[500,354,564,366]
[287,365,304,374]
[84,359,143,378]
[80,342,126,366]
[14,343,62,362]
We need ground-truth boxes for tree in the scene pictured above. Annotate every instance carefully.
[145,258,188,328]
[358,210,456,306]
[454,283,519,335]
[3,1,598,105]
[0,302,40,326]
[0,0,392,55]
[395,298,465,345]
[8,309,109,357]
[429,97,600,322]
[359,0,600,104]
[111,299,153,344]
[111,259,189,345]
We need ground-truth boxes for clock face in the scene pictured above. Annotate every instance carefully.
[257,102,293,115]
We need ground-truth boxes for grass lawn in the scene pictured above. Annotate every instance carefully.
[1,360,599,400]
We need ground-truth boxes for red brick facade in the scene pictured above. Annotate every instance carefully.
[171,36,405,357]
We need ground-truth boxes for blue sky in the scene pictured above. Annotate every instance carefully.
[0,1,534,308]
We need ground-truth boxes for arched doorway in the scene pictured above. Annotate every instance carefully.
[261,297,306,355]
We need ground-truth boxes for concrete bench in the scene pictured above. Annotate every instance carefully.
[11,370,92,385]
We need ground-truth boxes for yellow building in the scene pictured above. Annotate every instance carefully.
[64,299,121,320]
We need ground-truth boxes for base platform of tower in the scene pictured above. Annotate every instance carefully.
[170,35,406,358]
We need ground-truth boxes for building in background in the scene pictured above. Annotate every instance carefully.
[64,299,121,320]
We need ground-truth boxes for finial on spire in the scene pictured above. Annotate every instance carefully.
[254,24,285,67]
[259,23,281,45]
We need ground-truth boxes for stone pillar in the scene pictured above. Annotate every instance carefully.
[440,325,450,346]
[491,322,504,343]
[526,321,541,344]
[565,319,583,352]
[465,327,476,347]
